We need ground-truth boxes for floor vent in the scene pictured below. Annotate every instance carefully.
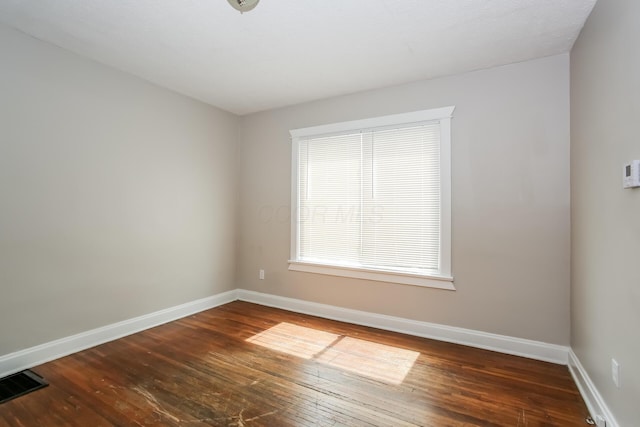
[0,370,49,404]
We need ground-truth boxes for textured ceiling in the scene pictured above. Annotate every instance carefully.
[0,0,596,115]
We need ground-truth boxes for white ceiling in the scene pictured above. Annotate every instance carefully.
[0,0,596,115]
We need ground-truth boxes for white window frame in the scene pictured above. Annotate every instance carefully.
[289,106,454,290]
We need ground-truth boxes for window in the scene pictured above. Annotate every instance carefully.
[289,107,454,290]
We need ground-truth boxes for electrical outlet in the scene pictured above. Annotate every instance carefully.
[623,160,640,188]
[259,269,265,280]
[611,359,620,388]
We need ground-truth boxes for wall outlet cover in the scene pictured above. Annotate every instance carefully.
[623,160,640,188]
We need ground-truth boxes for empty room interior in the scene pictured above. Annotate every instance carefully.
[0,0,638,426]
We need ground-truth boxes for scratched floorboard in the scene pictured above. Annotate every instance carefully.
[0,301,590,426]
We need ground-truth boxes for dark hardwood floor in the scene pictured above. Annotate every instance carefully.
[0,301,590,426]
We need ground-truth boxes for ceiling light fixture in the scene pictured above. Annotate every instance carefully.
[227,0,260,13]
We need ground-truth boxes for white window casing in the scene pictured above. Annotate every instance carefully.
[289,106,454,290]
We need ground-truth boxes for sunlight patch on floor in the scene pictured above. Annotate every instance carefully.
[246,322,419,384]
[315,336,419,385]
[246,322,340,359]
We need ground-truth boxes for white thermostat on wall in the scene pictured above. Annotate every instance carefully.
[623,160,640,188]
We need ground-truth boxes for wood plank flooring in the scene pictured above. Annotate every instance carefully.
[0,301,590,426]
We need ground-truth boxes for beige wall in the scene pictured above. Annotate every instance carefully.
[0,17,574,363]
[238,55,571,345]
[571,0,640,425]
[0,24,239,355]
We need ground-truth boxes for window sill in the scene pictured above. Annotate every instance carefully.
[288,261,455,290]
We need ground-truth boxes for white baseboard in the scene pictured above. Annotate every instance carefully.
[236,289,569,365]
[0,290,238,378]
[4,287,610,424]
[568,350,619,427]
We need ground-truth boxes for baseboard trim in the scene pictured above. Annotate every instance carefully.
[2,288,611,423]
[568,350,619,427]
[0,290,238,378]
[236,289,569,365]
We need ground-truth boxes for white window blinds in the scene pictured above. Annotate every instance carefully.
[297,122,441,275]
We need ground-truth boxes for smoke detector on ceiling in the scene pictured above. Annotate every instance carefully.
[227,0,260,13]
